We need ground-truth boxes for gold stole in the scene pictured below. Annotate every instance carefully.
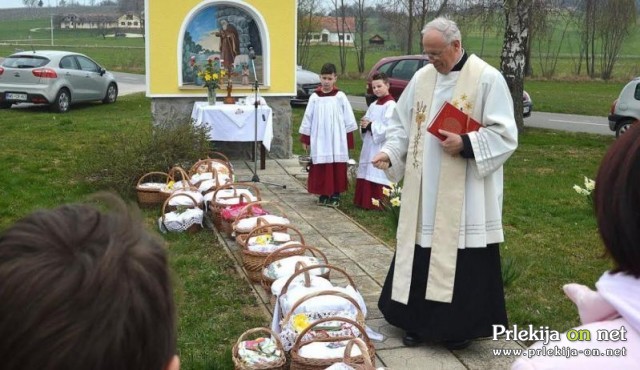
[391,55,487,304]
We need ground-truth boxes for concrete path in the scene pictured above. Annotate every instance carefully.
[216,156,526,369]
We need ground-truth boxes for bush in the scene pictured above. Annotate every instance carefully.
[80,120,212,198]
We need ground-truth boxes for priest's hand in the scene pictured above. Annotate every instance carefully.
[372,152,391,169]
[439,130,463,156]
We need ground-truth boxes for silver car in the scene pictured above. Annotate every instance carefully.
[0,50,118,113]
[608,77,640,137]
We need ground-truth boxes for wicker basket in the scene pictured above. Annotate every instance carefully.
[280,290,366,331]
[159,167,192,199]
[190,152,234,177]
[278,264,357,298]
[232,200,290,239]
[239,224,306,282]
[209,182,262,234]
[260,243,329,292]
[231,327,287,370]
[160,192,203,234]
[341,338,376,370]
[289,317,375,370]
[136,171,172,208]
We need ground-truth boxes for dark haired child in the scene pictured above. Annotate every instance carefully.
[299,62,357,207]
[354,72,396,209]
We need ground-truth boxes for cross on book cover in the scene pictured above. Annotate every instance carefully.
[427,101,482,141]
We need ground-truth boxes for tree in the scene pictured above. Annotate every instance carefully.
[597,0,636,80]
[330,0,349,74]
[353,0,368,74]
[500,0,532,133]
[23,0,39,7]
[297,0,322,68]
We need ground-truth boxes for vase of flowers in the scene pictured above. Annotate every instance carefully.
[193,57,225,105]
[206,86,217,105]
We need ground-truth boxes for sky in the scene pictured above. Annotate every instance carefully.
[0,1,96,8]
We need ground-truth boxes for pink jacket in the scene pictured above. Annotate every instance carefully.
[512,272,640,369]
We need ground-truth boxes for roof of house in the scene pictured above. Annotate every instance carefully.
[369,34,385,41]
[315,16,356,33]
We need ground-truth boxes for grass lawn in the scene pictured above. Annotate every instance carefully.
[0,94,268,370]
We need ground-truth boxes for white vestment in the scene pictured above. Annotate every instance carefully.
[357,99,396,186]
[382,58,518,250]
[299,91,358,164]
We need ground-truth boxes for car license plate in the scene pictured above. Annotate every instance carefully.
[6,92,27,101]
[523,106,530,114]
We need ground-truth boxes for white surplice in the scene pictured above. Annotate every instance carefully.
[382,59,518,250]
[356,98,396,186]
[299,91,358,164]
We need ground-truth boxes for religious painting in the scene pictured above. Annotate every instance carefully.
[181,4,263,87]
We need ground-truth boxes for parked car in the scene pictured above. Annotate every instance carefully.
[608,77,640,137]
[291,65,321,105]
[365,55,533,117]
[0,50,118,113]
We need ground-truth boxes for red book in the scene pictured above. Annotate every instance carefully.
[427,101,482,141]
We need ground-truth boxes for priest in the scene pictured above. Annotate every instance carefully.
[372,17,518,350]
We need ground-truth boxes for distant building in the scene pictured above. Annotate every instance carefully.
[59,13,142,30]
[306,16,355,46]
[368,34,385,46]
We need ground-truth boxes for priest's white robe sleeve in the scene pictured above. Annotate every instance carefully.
[381,78,416,183]
[468,68,519,178]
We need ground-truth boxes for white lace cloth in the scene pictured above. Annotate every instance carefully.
[158,208,203,233]
[168,190,204,206]
[205,188,257,205]
[235,215,290,233]
[137,182,165,190]
[298,339,362,359]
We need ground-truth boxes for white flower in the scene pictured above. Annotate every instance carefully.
[584,177,596,191]
[382,187,391,196]
[573,185,582,194]
[371,198,380,207]
[390,197,401,207]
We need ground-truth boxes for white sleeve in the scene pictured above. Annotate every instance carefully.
[371,101,396,145]
[338,92,358,133]
[468,68,519,178]
[298,93,318,136]
[381,80,415,183]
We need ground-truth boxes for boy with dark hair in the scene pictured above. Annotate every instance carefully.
[299,62,358,207]
[0,194,179,370]
[354,72,396,209]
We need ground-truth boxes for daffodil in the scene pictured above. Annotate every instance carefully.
[292,313,310,333]
[371,198,380,207]
[382,187,391,196]
[390,197,401,207]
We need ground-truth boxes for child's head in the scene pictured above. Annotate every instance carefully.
[595,124,640,277]
[0,194,178,370]
[319,62,338,92]
[370,72,390,98]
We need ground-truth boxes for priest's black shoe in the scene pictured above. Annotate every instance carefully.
[402,332,424,347]
[443,339,472,350]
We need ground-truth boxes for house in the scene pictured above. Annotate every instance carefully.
[306,16,355,45]
[368,34,385,46]
[59,13,142,30]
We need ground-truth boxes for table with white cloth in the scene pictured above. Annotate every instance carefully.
[191,101,273,169]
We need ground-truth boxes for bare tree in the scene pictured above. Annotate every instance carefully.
[353,0,368,74]
[330,0,349,74]
[530,0,571,78]
[500,0,532,133]
[297,0,321,68]
[23,0,40,7]
[597,0,636,80]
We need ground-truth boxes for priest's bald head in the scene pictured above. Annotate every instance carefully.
[422,17,463,75]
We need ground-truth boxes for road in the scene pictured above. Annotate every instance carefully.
[346,94,614,137]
